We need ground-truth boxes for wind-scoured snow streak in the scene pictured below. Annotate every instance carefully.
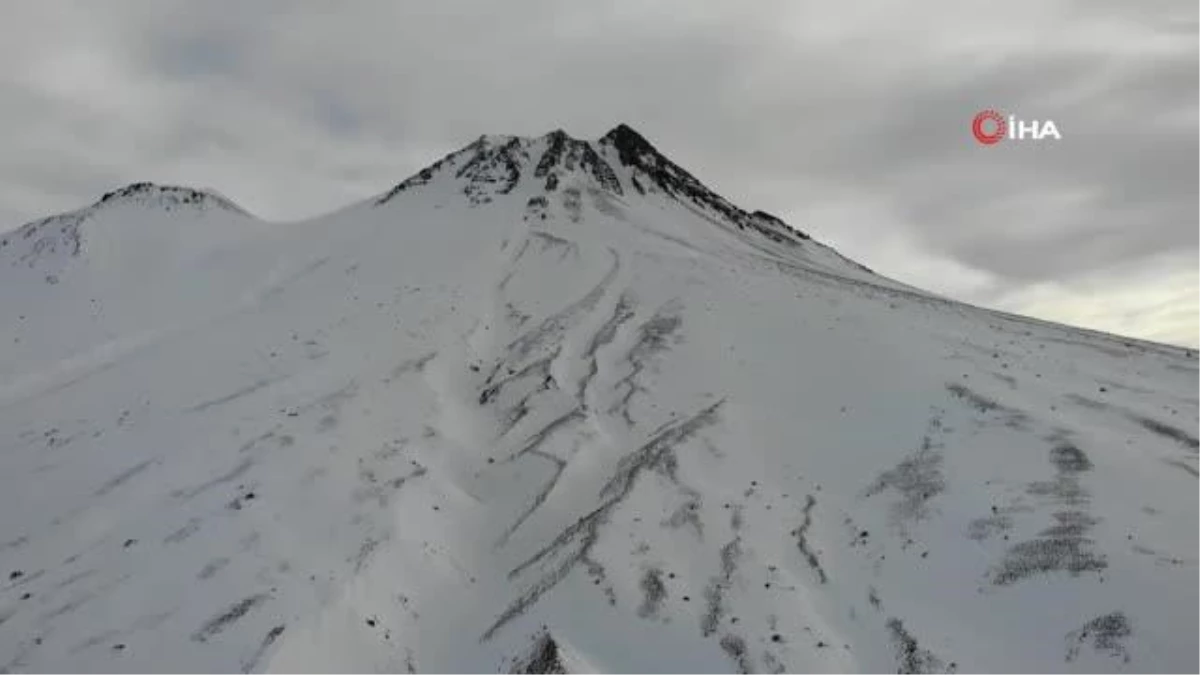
[719,633,753,674]
[887,618,950,674]
[481,399,724,641]
[1130,415,1199,451]
[496,450,568,548]
[1162,458,1198,477]
[608,300,684,427]
[187,375,291,413]
[93,458,158,497]
[503,408,585,463]
[191,594,269,643]
[498,237,533,294]
[864,412,946,532]
[701,537,742,636]
[1065,612,1132,664]
[241,624,286,673]
[163,518,202,545]
[946,383,1029,429]
[383,351,436,384]
[578,291,637,402]
[480,348,560,407]
[794,494,827,584]
[504,248,620,362]
[598,399,723,502]
[173,458,255,501]
[529,231,579,260]
[991,441,1107,585]
[637,568,668,618]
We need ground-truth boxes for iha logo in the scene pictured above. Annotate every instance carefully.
[972,109,1061,145]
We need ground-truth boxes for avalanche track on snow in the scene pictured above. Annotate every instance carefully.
[0,126,1196,673]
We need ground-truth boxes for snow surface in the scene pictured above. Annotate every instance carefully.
[0,126,1196,673]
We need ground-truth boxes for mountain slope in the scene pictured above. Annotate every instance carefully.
[0,126,1195,673]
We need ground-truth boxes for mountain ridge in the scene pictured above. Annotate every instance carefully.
[5,125,805,246]
[372,125,815,245]
[3,127,1194,356]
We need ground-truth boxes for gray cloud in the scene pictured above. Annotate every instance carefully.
[0,0,1195,345]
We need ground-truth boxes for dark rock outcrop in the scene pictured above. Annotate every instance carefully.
[510,632,568,674]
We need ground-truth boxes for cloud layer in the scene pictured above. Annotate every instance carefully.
[1,1,1195,345]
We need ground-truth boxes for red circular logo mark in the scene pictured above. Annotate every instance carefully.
[972,110,1006,145]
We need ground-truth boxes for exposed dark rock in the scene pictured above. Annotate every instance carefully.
[991,440,1106,586]
[637,568,667,618]
[793,495,827,583]
[600,124,810,241]
[511,632,568,674]
[718,634,752,674]
[190,593,269,642]
[85,182,252,218]
[1131,415,1198,450]
[534,130,622,195]
[1049,443,1092,473]
[1066,612,1132,663]
[887,618,948,673]
[864,413,947,532]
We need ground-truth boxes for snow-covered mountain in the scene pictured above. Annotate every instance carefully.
[0,125,1195,673]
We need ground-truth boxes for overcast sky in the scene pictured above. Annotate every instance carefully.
[1,1,1196,346]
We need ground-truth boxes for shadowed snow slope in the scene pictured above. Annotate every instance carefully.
[0,126,1195,673]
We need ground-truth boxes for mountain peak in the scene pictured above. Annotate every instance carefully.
[598,126,812,242]
[1,182,256,277]
[601,123,654,153]
[511,631,576,673]
[373,123,811,243]
[93,182,251,217]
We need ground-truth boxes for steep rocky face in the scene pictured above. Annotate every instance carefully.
[534,130,623,196]
[599,124,811,240]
